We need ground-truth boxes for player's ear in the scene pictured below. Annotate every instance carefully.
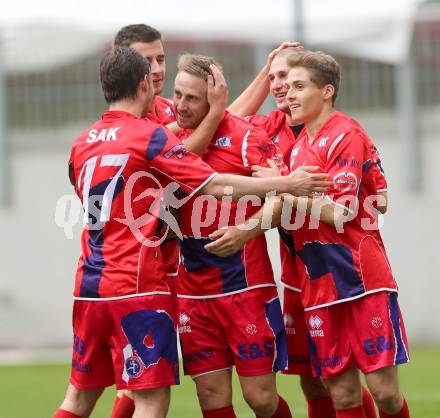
[323,84,335,102]
[140,75,149,92]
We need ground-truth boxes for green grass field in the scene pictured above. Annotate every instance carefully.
[1,347,438,417]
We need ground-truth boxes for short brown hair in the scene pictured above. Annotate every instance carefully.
[286,50,341,103]
[114,24,162,47]
[177,53,222,81]
[100,47,151,104]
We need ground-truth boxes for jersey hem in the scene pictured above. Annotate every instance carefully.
[73,291,172,301]
[280,282,301,292]
[303,288,398,311]
[177,283,277,299]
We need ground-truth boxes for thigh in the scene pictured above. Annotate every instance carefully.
[304,304,356,379]
[325,367,363,408]
[193,369,233,410]
[70,300,115,390]
[218,287,288,376]
[239,372,277,398]
[349,292,410,373]
[110,295,180,390]
[364,365,400,395]
[282,287,313,376]
[177,297,234,376]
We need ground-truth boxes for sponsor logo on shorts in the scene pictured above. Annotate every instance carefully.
[288,354,310,365]
[363,336,393,355]
[72,359,91,373]
[237,341,273,360]
[246,323,257,335]
[371,316,383,329]
[125,355,144,378]
[283,313,296,335]
[179,312,191,334]
[308,315,324,337]
[183,348,214,363]
[312,354,343,369]
[73,335,86,356]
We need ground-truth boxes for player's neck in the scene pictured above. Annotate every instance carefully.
[305,106,335,144]
[109,101,145,119]
[286,113,295,126]
[148,95,157,114]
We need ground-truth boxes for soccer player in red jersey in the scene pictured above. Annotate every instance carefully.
[53,47,330,418]
[113,24,174,125]
[173,54,297,418]
[111,24,231,417]
[279,50,410,418]
[209,46,387,418]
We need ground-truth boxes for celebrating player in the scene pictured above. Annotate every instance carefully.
[209,45,384,418]
[173,53,296,418]
[280,50,410,418]
[53,47,331,418]
[111,24,230,417]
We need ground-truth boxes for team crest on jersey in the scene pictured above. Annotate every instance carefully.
[309,315,324,337]
[165,106,174,116]
[333,171,358,193]
[164,144,188,159]
[215,136,232,147]
[179,312,192,334]
[318,136,329,148]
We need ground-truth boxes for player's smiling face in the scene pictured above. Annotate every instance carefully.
[286,66,332,125]
[173,71,210,129]
[130,40,166,96]
[268,55,290,113]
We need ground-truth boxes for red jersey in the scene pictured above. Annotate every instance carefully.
[245,110,299,157]
[176,112,279,298]
[246,110,303,291]
[69,110,217,300]
[146,96,176,125]
[285,111,396,310]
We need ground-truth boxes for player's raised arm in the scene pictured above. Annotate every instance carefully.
[183,64,228,155]
[228,41,302,117]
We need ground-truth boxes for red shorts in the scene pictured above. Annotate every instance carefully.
[282,287,313,376]
[304,291,410,379]
[70,294,179,390]
[177,287,287,377]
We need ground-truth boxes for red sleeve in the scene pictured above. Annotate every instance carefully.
[324,131,369,210]
[243,127,289,174]
[147,126,217,196]
[243,111,281,138]
[370,143,387,192]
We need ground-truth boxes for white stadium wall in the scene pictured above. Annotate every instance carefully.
[0,114,438,363]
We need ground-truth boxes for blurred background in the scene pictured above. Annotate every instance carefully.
[0,0,439,365]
